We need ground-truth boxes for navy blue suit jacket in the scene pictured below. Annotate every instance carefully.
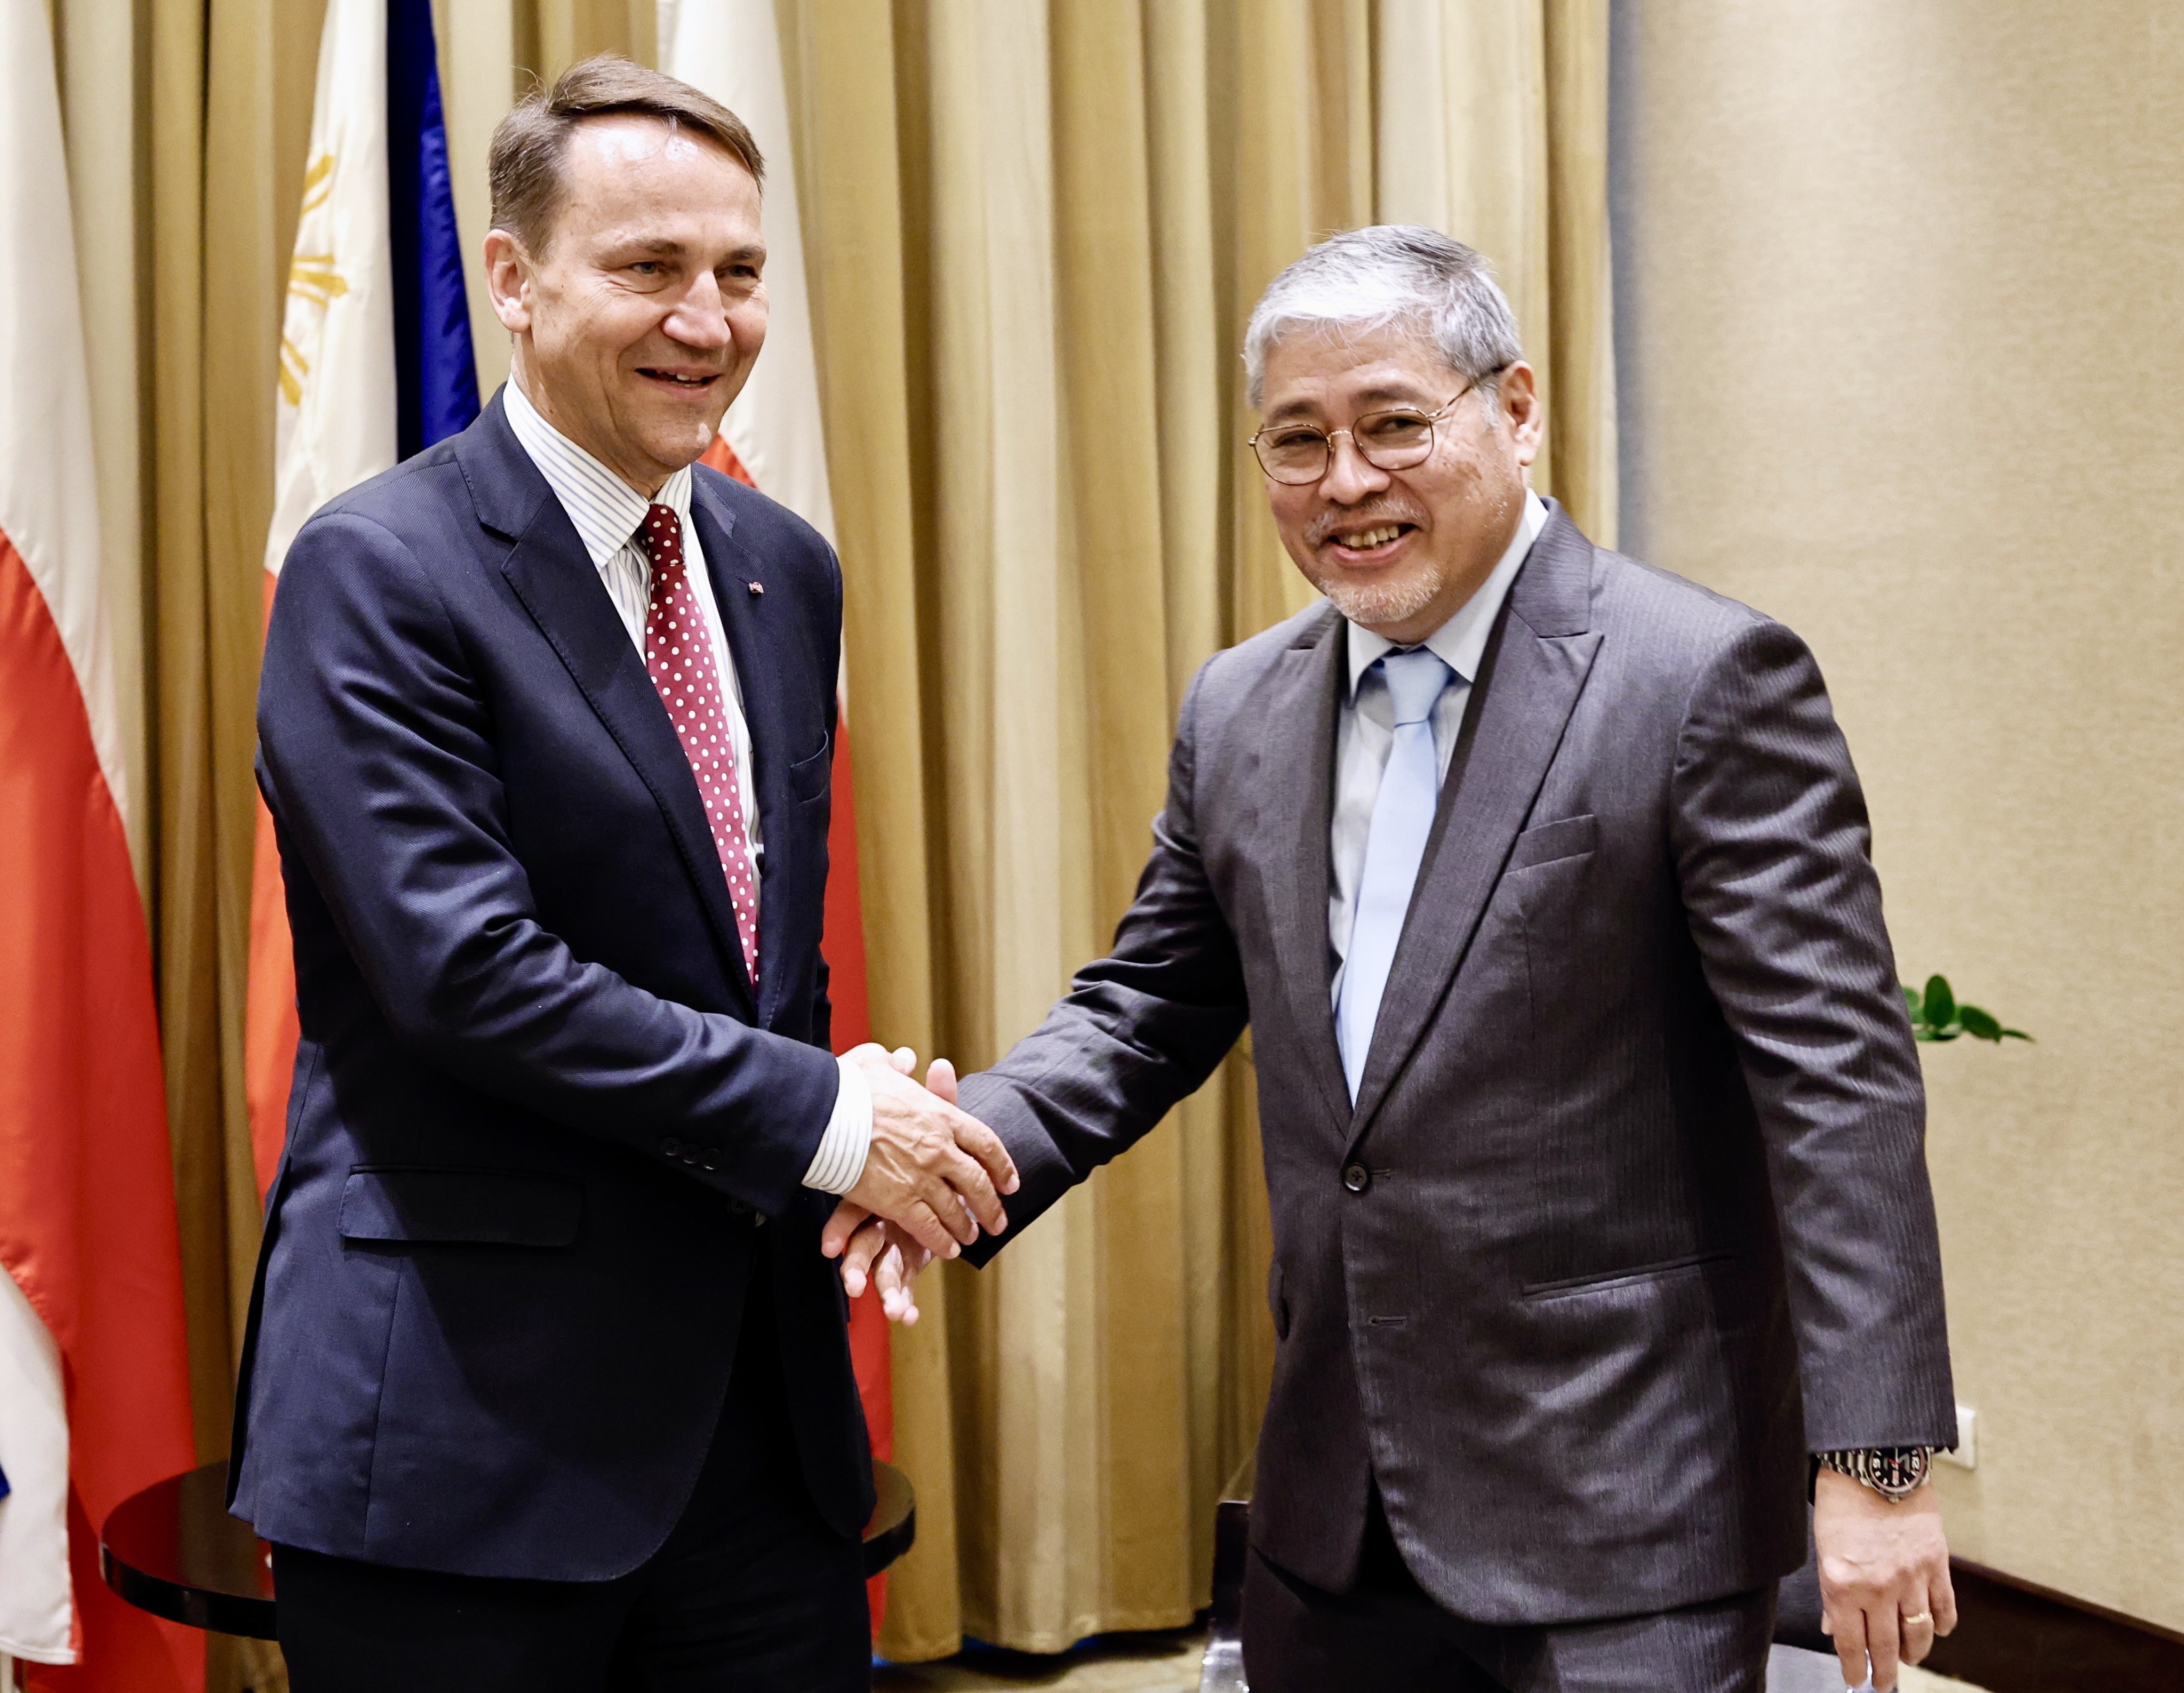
[229,391,875,1580]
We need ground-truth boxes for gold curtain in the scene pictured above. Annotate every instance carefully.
[775,0,1369,1656]
[45,0,1614,1678]
[144,0,323,1479]
[1374,0,1617,543]
[781,0,1614,1657]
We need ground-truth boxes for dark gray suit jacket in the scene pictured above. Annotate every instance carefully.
[959,505,1954,1624]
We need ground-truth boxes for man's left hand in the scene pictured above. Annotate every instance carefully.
[830,1211,933,1323]
[1814,1469,1956,1690]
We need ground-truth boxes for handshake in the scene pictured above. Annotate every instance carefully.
[817,1043,1017,1328]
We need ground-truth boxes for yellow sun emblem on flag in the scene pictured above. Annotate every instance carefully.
[278,154,348,405]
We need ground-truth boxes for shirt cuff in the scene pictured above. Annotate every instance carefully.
[802,1053,873,1194]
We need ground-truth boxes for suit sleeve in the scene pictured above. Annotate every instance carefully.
[1670,617,1956,1451]
[957,663,1252,1264]
[257,509,839,1216]
[811,544,844,1056]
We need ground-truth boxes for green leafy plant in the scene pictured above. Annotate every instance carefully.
[1901,974,2029,1044]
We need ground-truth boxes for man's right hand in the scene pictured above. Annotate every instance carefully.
[841,1045,1017,1261]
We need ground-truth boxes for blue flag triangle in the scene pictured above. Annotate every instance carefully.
[388,0,481,459]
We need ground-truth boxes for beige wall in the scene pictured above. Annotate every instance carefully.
[1612,0,2184,1629]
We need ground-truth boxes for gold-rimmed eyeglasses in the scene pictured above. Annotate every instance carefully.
[1247,366,1508,485]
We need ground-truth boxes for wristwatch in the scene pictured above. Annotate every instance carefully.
[1814,1445,1933,1503]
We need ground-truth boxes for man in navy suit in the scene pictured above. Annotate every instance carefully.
[230,58,1014,1692]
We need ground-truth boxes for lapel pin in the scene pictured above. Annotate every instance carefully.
[746,580,764,597]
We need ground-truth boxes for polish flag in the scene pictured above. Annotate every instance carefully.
[0,5,202,1690]
[245,0,478,1197]
[659,0,894,1635]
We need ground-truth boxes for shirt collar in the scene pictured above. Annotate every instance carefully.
[1346,490,1549,700]
[502,376,693,571]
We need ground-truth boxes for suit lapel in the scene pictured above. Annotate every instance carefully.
[1347,507,1603,1142]
[687,479,800,1031]
[1259,605,1353,1135]
[461,397,758,1015]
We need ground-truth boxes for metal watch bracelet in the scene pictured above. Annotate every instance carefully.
[1815,1445,1933,1502]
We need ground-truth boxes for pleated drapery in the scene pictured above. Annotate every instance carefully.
[42,0,1614,1679]
[782,3,1612,1652]
[781,2,1363,1656]
[1375,0,1617,544]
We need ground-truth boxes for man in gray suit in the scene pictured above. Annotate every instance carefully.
[831,227,1957,1691]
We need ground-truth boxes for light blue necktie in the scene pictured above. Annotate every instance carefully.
[1336,647,1453,1102]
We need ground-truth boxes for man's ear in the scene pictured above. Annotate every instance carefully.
[483,229,533,334]
[1498,360,1545,470]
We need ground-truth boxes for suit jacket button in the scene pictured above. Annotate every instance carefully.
[701,1148,721,1170]
[1342,1163,1371,1194]
[662,1137,682,1158]
[726,1198,750,1216]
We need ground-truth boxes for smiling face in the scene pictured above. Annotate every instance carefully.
[1257,322,1543,646]
[485,115,766,496]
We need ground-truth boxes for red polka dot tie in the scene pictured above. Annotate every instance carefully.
[638,503,759,987]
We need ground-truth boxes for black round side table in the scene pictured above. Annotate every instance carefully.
[102,1459,917,1641]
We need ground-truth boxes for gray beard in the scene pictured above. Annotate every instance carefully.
[1318,561,1445,630]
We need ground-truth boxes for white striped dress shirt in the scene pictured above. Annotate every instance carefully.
[503,378,871,1197]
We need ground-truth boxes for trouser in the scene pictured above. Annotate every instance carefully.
[273,1257,869,1693]
[1242,1487,1775,1693]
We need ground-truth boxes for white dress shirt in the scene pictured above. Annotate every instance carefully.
[1328,491,1549,1006]
[504,378,871,1195]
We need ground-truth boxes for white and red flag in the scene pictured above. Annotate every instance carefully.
[659,0,894,1634]
[0,5,202,1690]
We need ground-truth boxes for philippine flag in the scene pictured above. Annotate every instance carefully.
[245,0,480,1197]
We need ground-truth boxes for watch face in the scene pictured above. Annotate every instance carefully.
[1870,1446,1930,1497]
[1819,1446,1932,1499]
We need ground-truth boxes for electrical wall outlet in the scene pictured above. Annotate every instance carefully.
[1940,1403,1977,1469]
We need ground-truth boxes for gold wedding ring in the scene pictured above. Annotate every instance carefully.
[1901,1610,1932,1627]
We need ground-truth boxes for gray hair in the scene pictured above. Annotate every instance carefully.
[1243,225,1523,410]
